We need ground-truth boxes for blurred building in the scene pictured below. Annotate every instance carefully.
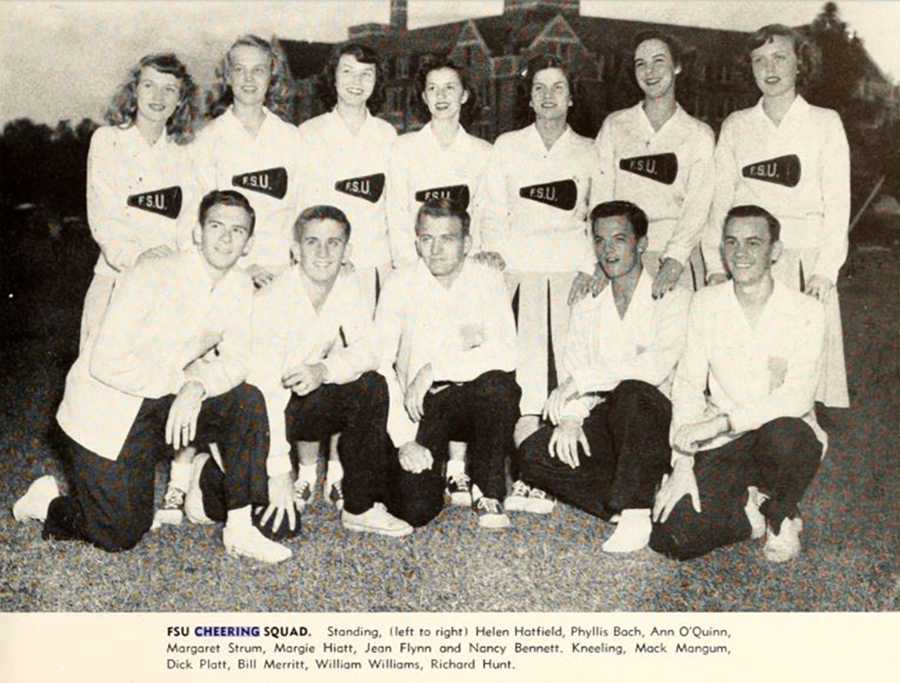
[280,0,898,139]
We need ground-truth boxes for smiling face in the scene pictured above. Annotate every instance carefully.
[135,66,182,126]
[227,44,272,108]
[751,34,798,99]
[195,204,253,273]
[592,214,646,281]
[530,67,571,122]
[422,67,468,122]
[634,38,680,100]
[291,217,349,285]
[335,53,377,108]
[722,215,782,286]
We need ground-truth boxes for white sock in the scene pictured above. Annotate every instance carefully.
[298,464,318,487]
[225,505,253,531]
[169,461,192,492]
[446,459,465,479]
[326,460,344,489]
[602,509,651,554]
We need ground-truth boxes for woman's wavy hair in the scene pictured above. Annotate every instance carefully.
[515,53,576,128]
[316,42,386,114]
[414,55,476,127]
[622,30,696,107]
[746,24,821,94]
[104,53,199,145]
[206,35,296,123]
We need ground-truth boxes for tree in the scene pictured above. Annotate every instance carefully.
[806,3,872,120]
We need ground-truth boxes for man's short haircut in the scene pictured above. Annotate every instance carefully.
[199,190,256,236]
[589,201,649,240]
[293,205,352,242]
[415,198,471,237]
[724,204,781,242]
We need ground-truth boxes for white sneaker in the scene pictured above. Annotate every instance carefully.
[13,475,59,523]
[223,524,292,564]
[524,486,556,514]
[184,453,214,525]
[601,509,652,554]
[744,486,769,540]
[327,480,345,510]
[445,472,472,507]
[473,496,510,529]
[293,479,315,512]
[152,485,186,529]
[342,503,413,537]
[504,479,531,512]
[764,516,802,563]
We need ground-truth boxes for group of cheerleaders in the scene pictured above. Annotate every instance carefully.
[80,21,850,529]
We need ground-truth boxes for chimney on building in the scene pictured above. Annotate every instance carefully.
[391,0,408,33]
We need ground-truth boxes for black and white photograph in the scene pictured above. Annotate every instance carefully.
[1,0,898,677]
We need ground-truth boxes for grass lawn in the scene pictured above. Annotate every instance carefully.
[1,216,897,612]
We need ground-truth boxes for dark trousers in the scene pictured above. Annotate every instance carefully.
[649,417,821,561]
[44,383,270,552]
[387,370,520,527]
[518,380,672,519]
[278,371,390,516]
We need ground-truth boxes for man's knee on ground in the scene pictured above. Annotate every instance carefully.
[647,500,706,562]
[89,520,149,553]
[389,472,444,528]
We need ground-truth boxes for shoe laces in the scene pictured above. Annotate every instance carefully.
[447,472,471,491]
[163,487,185,508]
[476,497,501,514]
[529,487,550,501]
[510,480,531,497]
[329,481,344,501]
[293,480,312,503]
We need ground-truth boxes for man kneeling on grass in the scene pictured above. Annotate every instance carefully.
[650,205,827,562]
[230,204,410,538]
[14,190,294,563]
[511,201,691,553]
[377,198,520,529]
